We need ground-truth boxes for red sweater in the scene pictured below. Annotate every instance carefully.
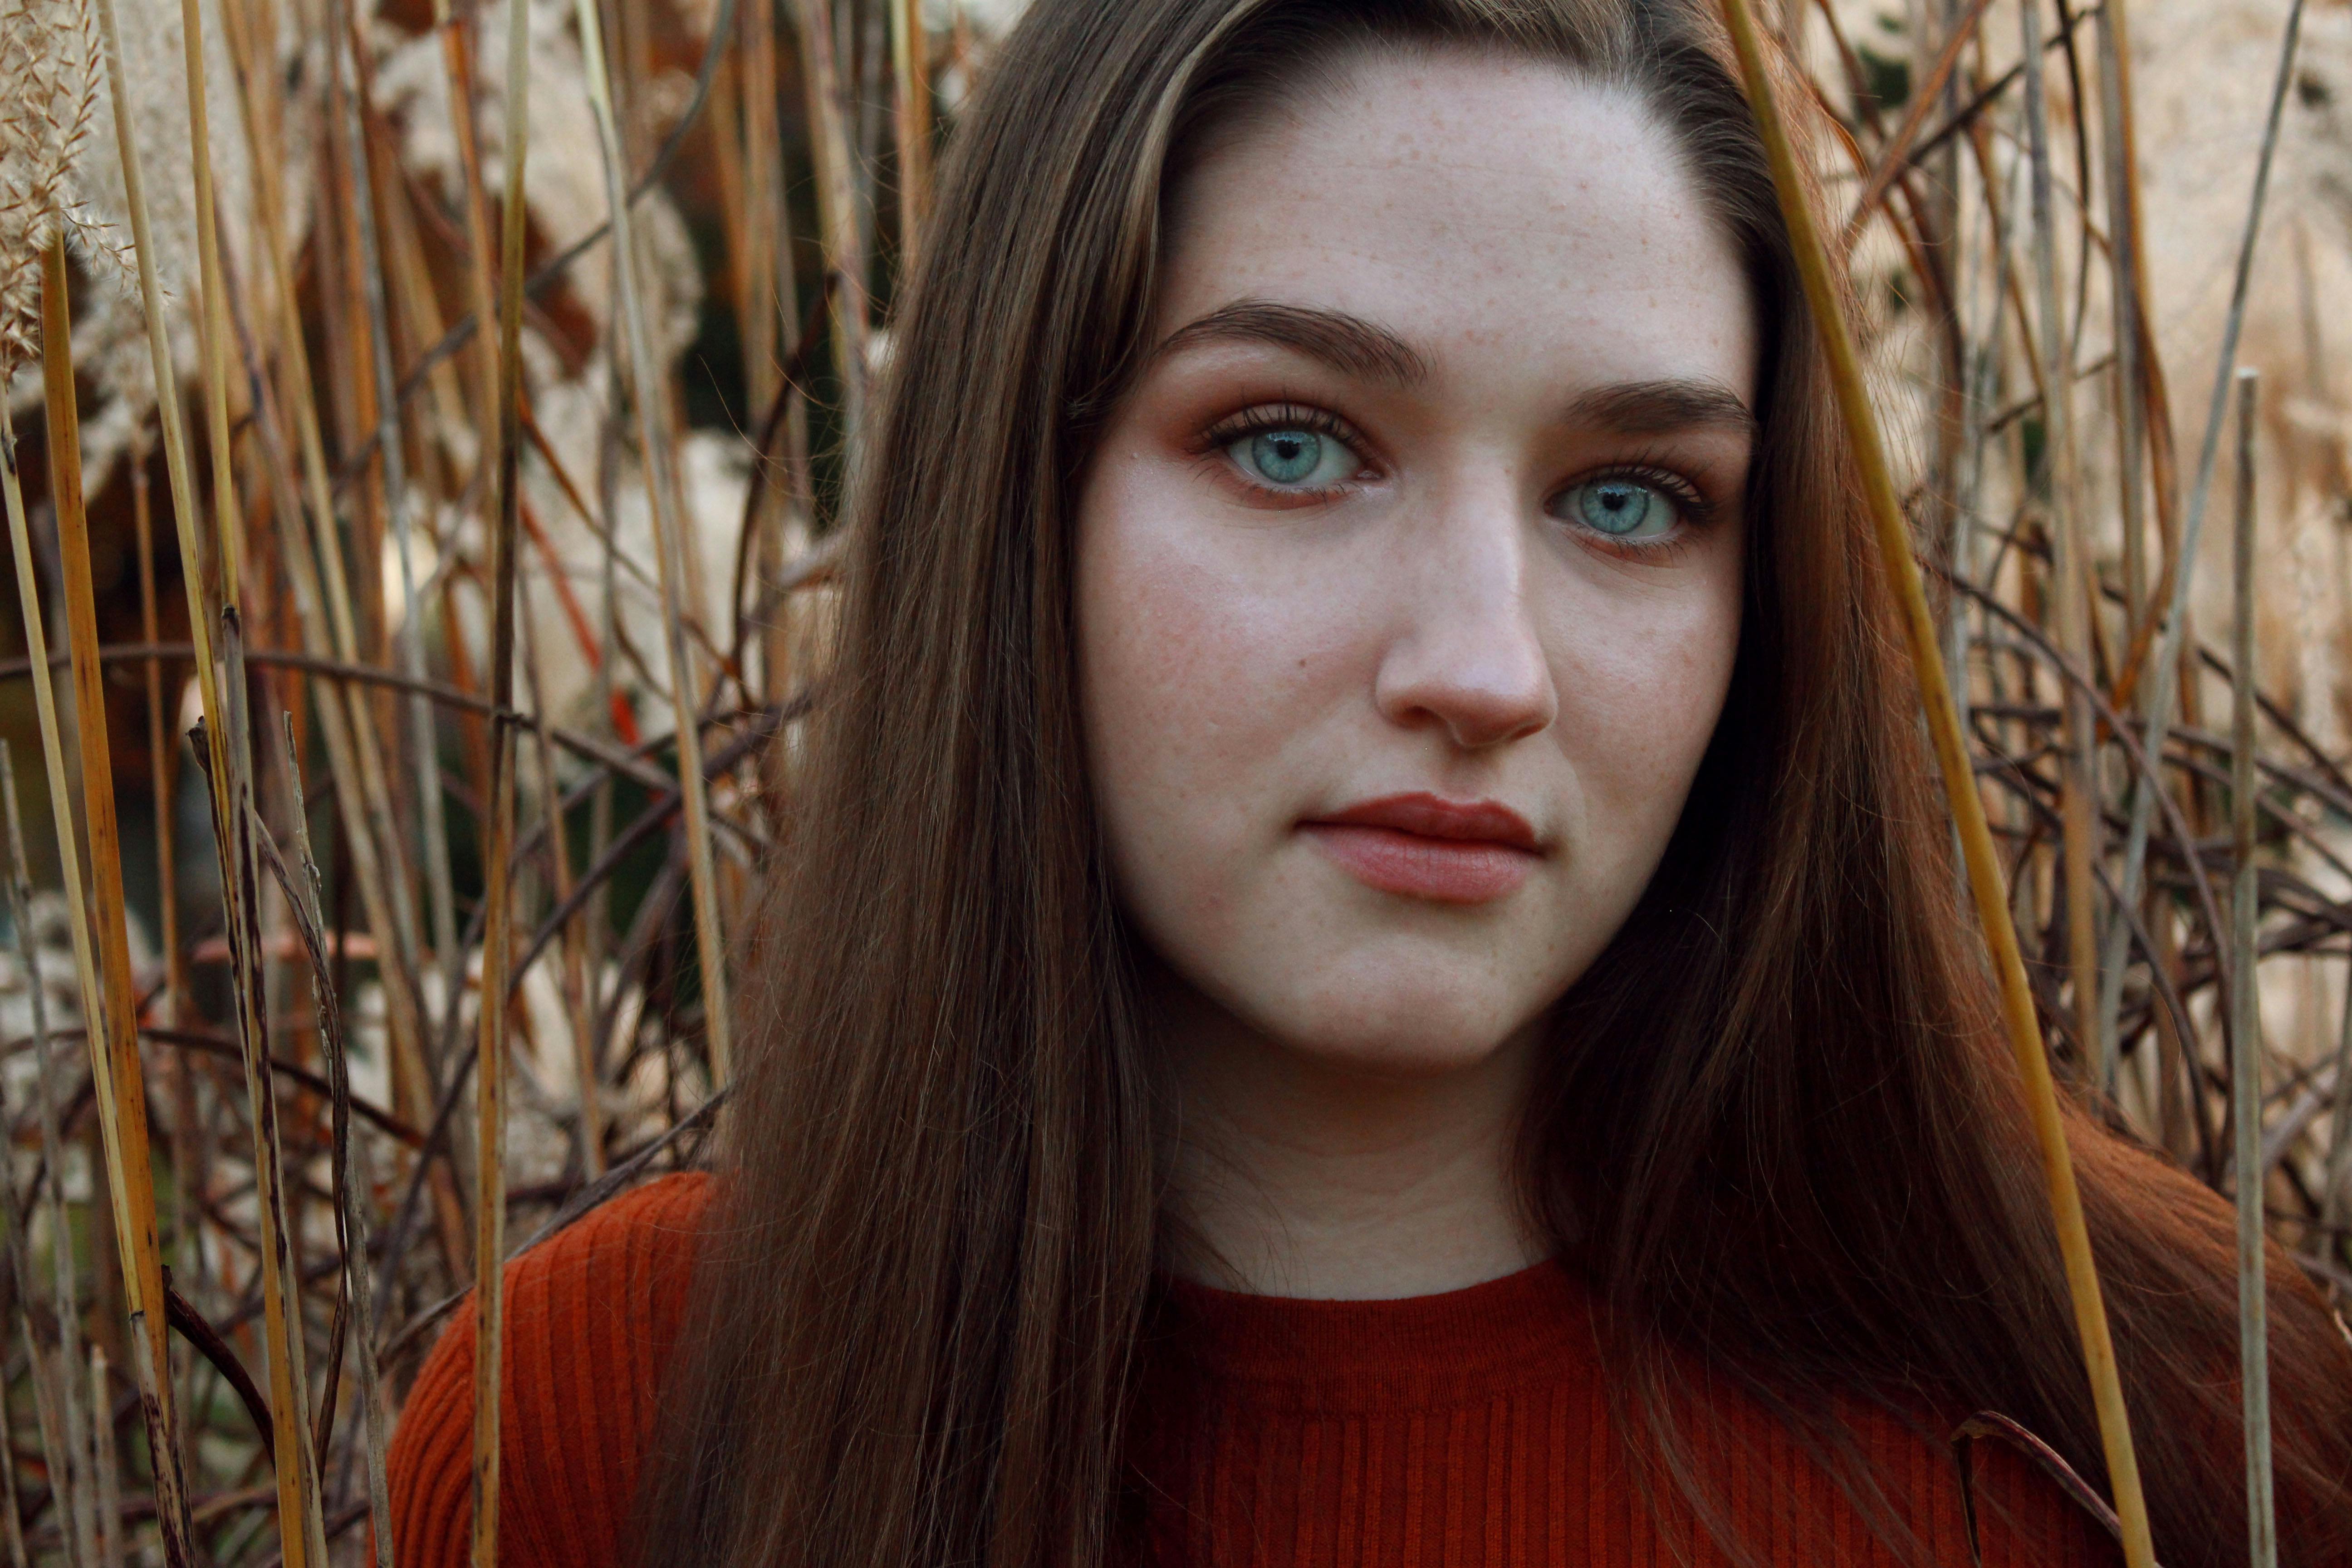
[387,1173,2120,1567]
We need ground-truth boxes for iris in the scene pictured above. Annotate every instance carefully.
[1563,478,1673,539]
[1252,431,1322,484]
[1228,426,1357,489]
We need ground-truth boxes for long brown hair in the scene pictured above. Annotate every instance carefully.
[637,1,2352,1563]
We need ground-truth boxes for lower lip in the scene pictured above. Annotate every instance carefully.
[1301,824,1537,904]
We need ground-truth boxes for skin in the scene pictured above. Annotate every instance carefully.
[1076,48,1759,1299]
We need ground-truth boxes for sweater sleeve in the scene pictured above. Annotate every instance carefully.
[386,1171,712,1568]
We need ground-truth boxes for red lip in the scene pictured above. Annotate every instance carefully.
[1313,793,1539,847]
[1300,793,1540,904]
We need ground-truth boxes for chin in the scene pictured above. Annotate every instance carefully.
[1253,981,1539,1081]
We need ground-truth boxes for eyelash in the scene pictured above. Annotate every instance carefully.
[1195,402,1377,500]
[1191,405,1725,552]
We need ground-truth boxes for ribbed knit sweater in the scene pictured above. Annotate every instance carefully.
[387,1173,2120,1567]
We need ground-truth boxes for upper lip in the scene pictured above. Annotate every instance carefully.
[1308,792,1539,850]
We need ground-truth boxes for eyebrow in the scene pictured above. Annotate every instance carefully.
[1151,303,1756,441]
[1565,379,1758,440]
[1152,299,1432,385]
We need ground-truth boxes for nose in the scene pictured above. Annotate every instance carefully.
[1371,489,1558,751]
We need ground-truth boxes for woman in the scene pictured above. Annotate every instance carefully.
[388,0,2352,1563]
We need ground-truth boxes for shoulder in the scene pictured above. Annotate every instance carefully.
[1617,1343,2126,1564]
[1625,1389,2128,1563]
[387,1172,715,1568]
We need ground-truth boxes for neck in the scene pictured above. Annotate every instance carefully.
[1154,982,1547,1301]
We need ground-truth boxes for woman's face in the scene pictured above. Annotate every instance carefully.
[1077,49,1756,1078]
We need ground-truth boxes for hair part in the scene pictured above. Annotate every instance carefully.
[635,3,2352,1564]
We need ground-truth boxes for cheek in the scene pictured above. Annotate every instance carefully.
[1073,460,1346,921]
[1544,555,1742,857]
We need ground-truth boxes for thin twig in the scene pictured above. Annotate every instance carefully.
[1838,0,1994,248]
[2227,368,2277,1568]
[0,642,778,851]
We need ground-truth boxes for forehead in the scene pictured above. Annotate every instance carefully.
[1156,48,1758,403]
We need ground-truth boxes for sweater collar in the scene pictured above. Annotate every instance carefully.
[1144,1259,1602,1413]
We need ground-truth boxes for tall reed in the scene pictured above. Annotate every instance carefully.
[36,236,198,1568]
[2230,365,2276,1568]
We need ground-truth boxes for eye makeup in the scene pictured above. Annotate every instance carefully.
[1165,374,1743,550]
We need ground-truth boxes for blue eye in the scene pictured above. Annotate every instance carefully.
[1228,428,1358,490]
[1555,477,1679,540]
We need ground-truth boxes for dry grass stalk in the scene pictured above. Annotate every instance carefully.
[85,0,214,709]
[524,613,603,1177]
[154,2,342,1557]
[0,742,76,1568]
[2229,366,2276,1568]
[1710,2,2156,1561]
[215,0,439,1089]
[216,159,452,1284]
[324,0,475,1282]
[2088,0,2155,1075]
[0,745,89,1568]
[127,450,191,1230]
[707,61,751,423]
[2015,0,2101,1080]
[797,0,866,447]
[2102,0,2307,1043]
[38,234,199,1568]
[196,620,332,1568]
[2093,0,2150,625]
[744,0,809,714]
[892,0,932,263]
[739,0,784,419]
[422,0,501,1012]
[87,1348,116,1568]
[174,0,242,613]
[575,0,735,1088]
[0,1293,24,1568]
[2,240,135,1568]
[275,715,395,1568]
[468,0,535,1555]
[0,1085,34,1568]
[1835,0,1989,249]
[2329,982,2352,1254]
